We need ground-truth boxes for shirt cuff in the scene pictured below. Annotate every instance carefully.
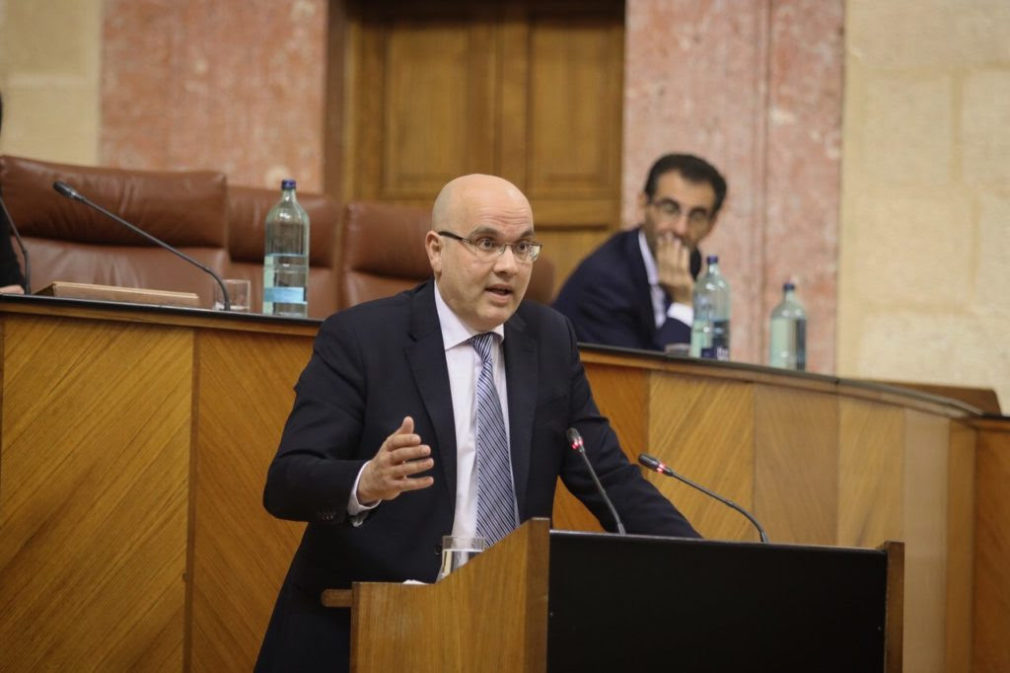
[667,302,693,326]
[348,462,381,523]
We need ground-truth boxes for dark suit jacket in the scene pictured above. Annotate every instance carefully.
[256,279,698,673]
[553,227,701,351]
[0,190,26,288]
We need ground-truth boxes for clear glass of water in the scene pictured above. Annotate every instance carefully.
[436,535,487,581]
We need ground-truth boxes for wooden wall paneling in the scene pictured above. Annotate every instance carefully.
[381,18,496,198]
[189,330,312,672]
[837,398,904,548]
[902,410,951,673]
[525,12,623,201]
[498,5,530,189]
[0,315,191,672]
[342,0,626,297]
[552,362,648,532]
[752,384,838,545]
[945,421,976,673]
[972,419,1010,673]
[647,375,755,541]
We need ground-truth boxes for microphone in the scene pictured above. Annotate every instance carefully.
[566,428,625,535]
[52,180,230,310]
[638,453,769,543]
[0,194,30,293]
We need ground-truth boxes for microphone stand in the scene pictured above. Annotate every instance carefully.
[52,181,231,310]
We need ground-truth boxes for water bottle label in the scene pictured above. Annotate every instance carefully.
[700,346,730,361]
[264,286,305,303]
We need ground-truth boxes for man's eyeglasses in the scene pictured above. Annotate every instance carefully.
[649,198,712,228]
[437,230,542,262]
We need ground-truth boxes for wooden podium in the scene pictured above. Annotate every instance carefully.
[335,519,903,673]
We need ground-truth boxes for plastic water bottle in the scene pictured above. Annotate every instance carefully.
[768,281,807,370]
[263,179,310,317]
[690,255,730,360]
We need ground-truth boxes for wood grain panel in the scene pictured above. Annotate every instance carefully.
[754,385,838,544]
[526,15,622,200]
[945,421,975,673]
[189,330,312,672]
[553,363,648,532]
[352,519,549,672]
[381,21,496,197]
[838,398,904,548]
[902,410,950,673]
[647,375,755,541]
[973,419,1010,673]
[0,315,190,672]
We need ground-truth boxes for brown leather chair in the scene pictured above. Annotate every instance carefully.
[0,154,343,316]
[0,154,230,304]
[336,201,555,311]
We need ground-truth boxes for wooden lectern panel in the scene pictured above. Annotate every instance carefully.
[351,519,550,673]
[0,315,191,671]
[189,330,310,672]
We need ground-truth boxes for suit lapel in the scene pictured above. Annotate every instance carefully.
[504,310,537,519]
[406,282,458,511]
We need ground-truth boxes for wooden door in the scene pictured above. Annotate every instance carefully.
[340,0,625,294]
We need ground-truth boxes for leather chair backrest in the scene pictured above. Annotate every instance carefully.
[0,154,229,304]
[337,201,554,311]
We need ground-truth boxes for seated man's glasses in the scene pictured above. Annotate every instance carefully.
[437,230,542,263]
[649,198,712,228]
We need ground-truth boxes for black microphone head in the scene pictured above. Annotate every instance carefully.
[565,427,583,451]
[638,453,662,470]
[53,181,82,201]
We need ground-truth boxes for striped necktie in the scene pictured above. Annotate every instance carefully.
[470,332,518,544]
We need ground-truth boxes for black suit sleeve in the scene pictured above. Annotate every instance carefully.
[559,276,655,350]
[0,206,25,288]
[263,314,370,525]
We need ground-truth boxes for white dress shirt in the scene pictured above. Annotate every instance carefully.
[347,283,511,538]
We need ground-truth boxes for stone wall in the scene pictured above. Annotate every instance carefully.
[839,0,1010,409]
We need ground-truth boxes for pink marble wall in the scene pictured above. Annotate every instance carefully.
[624,0,842,372]
[100,0,327,191]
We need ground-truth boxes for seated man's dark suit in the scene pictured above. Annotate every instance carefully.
[553,227,701,351]
[255,279,698,673]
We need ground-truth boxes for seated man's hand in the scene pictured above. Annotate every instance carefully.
[357,416,434,504]
[0,284,25,294]
[656,234,693,306]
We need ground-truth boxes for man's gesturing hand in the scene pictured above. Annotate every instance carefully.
[356,416,435,504]
[656,234,694,306]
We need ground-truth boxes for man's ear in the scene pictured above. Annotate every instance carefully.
[700,214,718,241]
[425,230,443,275]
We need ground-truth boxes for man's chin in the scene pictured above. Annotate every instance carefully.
[474,303,517,330]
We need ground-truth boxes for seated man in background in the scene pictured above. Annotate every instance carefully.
[255,173,698,673]
[553,153,726,351]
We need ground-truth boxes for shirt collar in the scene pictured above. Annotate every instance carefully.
[433,280,506,351]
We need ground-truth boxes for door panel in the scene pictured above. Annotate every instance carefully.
[343,0,625,294]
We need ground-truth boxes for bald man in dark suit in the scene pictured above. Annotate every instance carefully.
[256,174,698,673]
